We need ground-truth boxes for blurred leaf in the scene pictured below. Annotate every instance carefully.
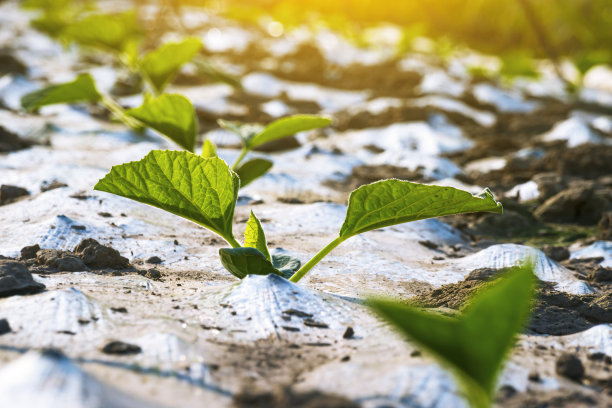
[126,93,197,152]
[193,56,242,88]
[370,262,536,407]
[21,73,100,111]
[500,51,539,79]
[247,115,331,149]
[201,139,217,158]
[63,12,141,53]
[235,158,273,187]
[140,37,202,93]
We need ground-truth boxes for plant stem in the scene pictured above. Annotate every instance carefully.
[289,236,346,283]
[225,235,242,249]
[231,147,248,171]
[100,94,143,131]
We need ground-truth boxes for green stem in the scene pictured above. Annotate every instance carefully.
[289,236,346,283]
[100,94,143,131]
[224,235,242,249]
[231,147,248,171]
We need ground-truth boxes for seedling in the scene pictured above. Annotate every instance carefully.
[369,262,536,408]
[217,115,332,186]
[94,150,502,282]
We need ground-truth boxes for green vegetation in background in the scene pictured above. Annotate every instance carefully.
[370,262,536,408]
[219,0,612,75]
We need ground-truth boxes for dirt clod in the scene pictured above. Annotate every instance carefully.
[20,244,40,260]
[233,387,359,408]
[0,318,11,335]
[146,268,162,279]
[542,245,570,262]
[556,354,585,381]
[74,239,129,269]
[0,185,29,205]
[0,259,45,297]
[587,266,612,283]
[342,327,355,339]
[0,126,34,153]
[40,180,68,192]
[101,341,142,355]
[36,249,87,272]
[146,256,163,264]
[534,182,606,225]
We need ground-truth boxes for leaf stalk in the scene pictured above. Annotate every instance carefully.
[289,235,346,283]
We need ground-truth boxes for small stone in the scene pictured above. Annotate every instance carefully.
[341,355,350,362]
[20,244,40,260]
[587,352,607,361]
[101,341,142,355]
[40,180,68,192]
[146,256,163,264]
[0,185,29,205]
[0,319,11,335]
[410,350,422,357]
[303,318,329,328]
[542,245,570,262]
[146,268,161,279]
[528,372,541,382]
[110,307,128,313]
[98,212,112,218]
[556,353,585,381]
[465,267,510,281]
[342,327,355,339]
[0,260,46,297]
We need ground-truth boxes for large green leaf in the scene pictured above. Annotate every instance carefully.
[369,263,536,408]
[247,114,331,149]
[63,12,140,52]
[126,94,197,152]
[235,158,273,187]
[94,151,239,244]
[140,37,202,93]
[340,180,502,239]
[219,247,281,279]
[244,211,270,260]
[21,73,101,111]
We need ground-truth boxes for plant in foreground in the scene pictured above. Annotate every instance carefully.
[94,150,502,282]
[369,262,536,408]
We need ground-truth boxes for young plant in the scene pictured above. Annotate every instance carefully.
[21,75,197,151]
[217,115,332,186]
[94,150,503,282]
[369,262,536,408]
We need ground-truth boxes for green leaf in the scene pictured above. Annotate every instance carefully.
[244,211,270,260]
[140,37,202,93]
[193,56,242,88]
[369,263,536,408]
[126,94,197,152]
[271,254,301,279]
[247,114,331,149]
[217,119,263,145]
[340,180,502,239]
[219,247,281,279]
[235,158,273,187]
[201,139,217,158]
[21,73,101,111]
[94,151,239,244]
[63,12,140,53]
